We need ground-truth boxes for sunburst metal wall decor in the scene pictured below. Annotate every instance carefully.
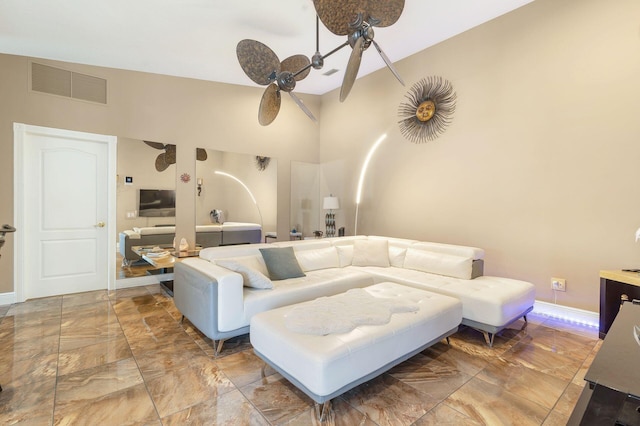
[397,76,456,143]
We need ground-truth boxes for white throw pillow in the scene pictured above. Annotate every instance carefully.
[215,259,273,289]
[336,245,354,267]
[388,246,407,268]
[226,255,269,277]
[402,248,472,280]
[351,239,390,267]
[295,247,340,272]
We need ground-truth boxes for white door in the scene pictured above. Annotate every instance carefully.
[14,124,116,301]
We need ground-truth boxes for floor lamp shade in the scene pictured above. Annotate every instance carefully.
[323,196,339,237]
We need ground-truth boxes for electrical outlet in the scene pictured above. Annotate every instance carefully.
[551,277,566,292]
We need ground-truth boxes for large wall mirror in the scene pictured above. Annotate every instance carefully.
[115,144,278,281]
[290,161,321,238]
[195,149,277,237]
[116,138,176,277]
[116,138,177,235]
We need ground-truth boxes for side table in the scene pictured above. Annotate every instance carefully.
[599,270,640,339]
[159,249,202,296]
[568,302,640,425]
[131,245,201,296]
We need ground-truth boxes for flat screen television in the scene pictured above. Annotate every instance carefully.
[138,189,176,217]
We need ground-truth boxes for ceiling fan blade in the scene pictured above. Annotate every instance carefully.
[312,0,359,35]
[288,92,318,123]
[143,140,165,150]
[165,144,176,165]
[258,83,281,126]
[236,39,281,85]
[340,36,365,102]
[196,148,207,161]
[281,54,311,81]
[366,0,405,27]
[371,39,404,85]
[155,153,171,172]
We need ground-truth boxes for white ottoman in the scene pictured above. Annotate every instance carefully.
[250,282,463,407]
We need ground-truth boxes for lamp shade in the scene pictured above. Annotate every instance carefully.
[323,196,339,210]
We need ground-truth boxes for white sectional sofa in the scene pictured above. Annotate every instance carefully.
[173,235,536,351]
[119,222,262,264]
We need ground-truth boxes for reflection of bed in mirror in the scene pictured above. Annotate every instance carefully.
[196,148,277,239]
[119,222,261,264]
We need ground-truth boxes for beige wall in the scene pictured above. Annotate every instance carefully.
[0,54,320,294]
[318,0,640,311]
[1,0,638,312]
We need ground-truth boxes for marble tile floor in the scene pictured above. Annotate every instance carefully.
[0,284,601,425]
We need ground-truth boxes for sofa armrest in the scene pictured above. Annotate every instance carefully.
[119,231,141,261]
[174,258,245,339]
[472,259,484,279]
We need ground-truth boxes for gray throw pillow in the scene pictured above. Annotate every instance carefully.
[259,247,306,281]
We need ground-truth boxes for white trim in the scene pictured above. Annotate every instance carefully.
[13,123,25,303]
[2,288,600,329]
[0,292,16,306]
[532,300,599,328]
[13,123,117,302]
[107,137,117,292]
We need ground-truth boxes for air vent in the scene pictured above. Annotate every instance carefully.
[32,63,71,97]
[322,68,339,76]
[31,62,107,104]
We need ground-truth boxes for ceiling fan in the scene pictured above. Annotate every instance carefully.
[144,141,208,172]
[236,0,405,126]
[236,40,316,126]
[313,0,406,101]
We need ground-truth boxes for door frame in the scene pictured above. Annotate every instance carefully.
[14,123,117,302]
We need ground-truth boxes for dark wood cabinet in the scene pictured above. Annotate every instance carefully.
[569,302,640,425]
[599,270,640,339]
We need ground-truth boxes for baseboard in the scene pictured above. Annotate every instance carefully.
[0,291,16,306]
[115,273,173,289]
[533,300,599,328]
[2,286,599,328]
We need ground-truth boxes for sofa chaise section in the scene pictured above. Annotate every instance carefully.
[358,266,534,345]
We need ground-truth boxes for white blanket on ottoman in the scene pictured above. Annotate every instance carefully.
[284,288,419,335]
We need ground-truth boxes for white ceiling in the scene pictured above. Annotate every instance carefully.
[0,0,533,95]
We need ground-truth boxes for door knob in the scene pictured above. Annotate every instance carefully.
[96,222,105,228]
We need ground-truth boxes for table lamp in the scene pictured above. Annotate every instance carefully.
[323,195,339,237]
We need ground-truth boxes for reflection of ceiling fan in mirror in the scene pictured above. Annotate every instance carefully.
[236,0,405,126]
[144,141,208,172]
